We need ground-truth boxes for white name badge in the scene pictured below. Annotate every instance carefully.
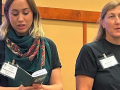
[99,55,118,69]
[0,62,18,79]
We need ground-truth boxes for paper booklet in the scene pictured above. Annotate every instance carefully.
[0,61,47,86]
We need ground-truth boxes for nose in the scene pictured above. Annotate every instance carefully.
[115,17,120,24]
[18,14,24,22]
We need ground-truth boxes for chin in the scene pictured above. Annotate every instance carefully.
[114,36,120,38]
[16,32,29,36]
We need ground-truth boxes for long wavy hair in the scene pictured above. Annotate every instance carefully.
[0,0,45,40]
[94,0,120,41]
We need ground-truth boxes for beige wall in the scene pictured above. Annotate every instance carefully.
[2,0,114,90]
[2,0,113,11]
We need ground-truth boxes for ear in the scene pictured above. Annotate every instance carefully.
[100,19,105,28]
[7,13,9,19]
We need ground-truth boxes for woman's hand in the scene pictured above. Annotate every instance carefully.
[18,85,38,90]
[32,84,62,90]
[32,84,42,90]
[32,68,63,90]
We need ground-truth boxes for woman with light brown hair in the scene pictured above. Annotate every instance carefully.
[75,0,120,90]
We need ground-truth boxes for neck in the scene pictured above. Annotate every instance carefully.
[105,36,120,45]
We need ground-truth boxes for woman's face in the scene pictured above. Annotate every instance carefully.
[8,0,33,36]
[101,5,120,39]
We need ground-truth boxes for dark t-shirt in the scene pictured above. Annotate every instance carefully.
[75,38,120,90]
[0,37,62,86]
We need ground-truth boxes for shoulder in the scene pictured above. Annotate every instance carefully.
[0,40,5,46]
[83,40,102,49]
[80,40,103,54]
[44,37,55,44]
[44,37,57,48]
[0,40,5,51]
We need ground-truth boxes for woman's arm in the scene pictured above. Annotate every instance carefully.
[76,75,94,90]
[42,67,63,90]
[0,85,37,90]
[0,87,18,90]
[33,67,63,90]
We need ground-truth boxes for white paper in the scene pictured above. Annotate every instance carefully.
[99,55,118,69]
[0,62,18,79]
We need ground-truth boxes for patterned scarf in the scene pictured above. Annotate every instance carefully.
[5,37,45,68]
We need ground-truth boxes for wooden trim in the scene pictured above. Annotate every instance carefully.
[2,4,4,16]
[83,23,87,45]
[2,4,100,23]
[38,7,100,23]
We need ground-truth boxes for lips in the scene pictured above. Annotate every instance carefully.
[18,24,25,26]
[115,28,120,29]
[17,24,25,29]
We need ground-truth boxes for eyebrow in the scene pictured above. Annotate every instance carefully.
[23,8,30,11]
[109,13,114,14]
[107,13,115,16]
[12,9,18,12]
[12,8,30,11]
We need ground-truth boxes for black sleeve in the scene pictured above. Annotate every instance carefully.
[75,44,97,78]
[45,38,62,69]
[0,40,8,86]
